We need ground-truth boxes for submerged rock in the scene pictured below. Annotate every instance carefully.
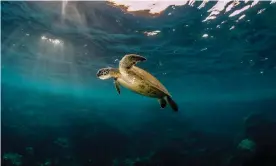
[54,137,70,148]
[2,153,22,166]
[25,147,34,155]
[238,139,256,153]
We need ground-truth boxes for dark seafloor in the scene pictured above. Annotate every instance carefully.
[1,1,276,166]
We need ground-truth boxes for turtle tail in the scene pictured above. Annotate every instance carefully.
[166,96,178,112]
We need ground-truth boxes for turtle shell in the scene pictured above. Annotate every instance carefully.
[131,66,171,97]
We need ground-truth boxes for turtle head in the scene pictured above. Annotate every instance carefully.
[96,68,119,80]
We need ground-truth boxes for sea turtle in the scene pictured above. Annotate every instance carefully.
[96,54,178,112]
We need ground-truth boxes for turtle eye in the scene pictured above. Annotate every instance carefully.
[97,69,108,77]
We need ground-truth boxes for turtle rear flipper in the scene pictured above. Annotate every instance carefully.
[158,98,167,109]
[165,96,178,112]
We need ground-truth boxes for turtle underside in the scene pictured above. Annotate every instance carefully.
[117,66,171,98]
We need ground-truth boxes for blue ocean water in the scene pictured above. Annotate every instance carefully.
[1,1,276,166]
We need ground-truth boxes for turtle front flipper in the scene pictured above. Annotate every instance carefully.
[119,54,146,69]
[114,79,121,94]
[158,98,167,109]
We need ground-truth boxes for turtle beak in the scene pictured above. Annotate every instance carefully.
[96,70,101,77]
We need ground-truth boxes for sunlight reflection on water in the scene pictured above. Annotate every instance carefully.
[108,0,272,22]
